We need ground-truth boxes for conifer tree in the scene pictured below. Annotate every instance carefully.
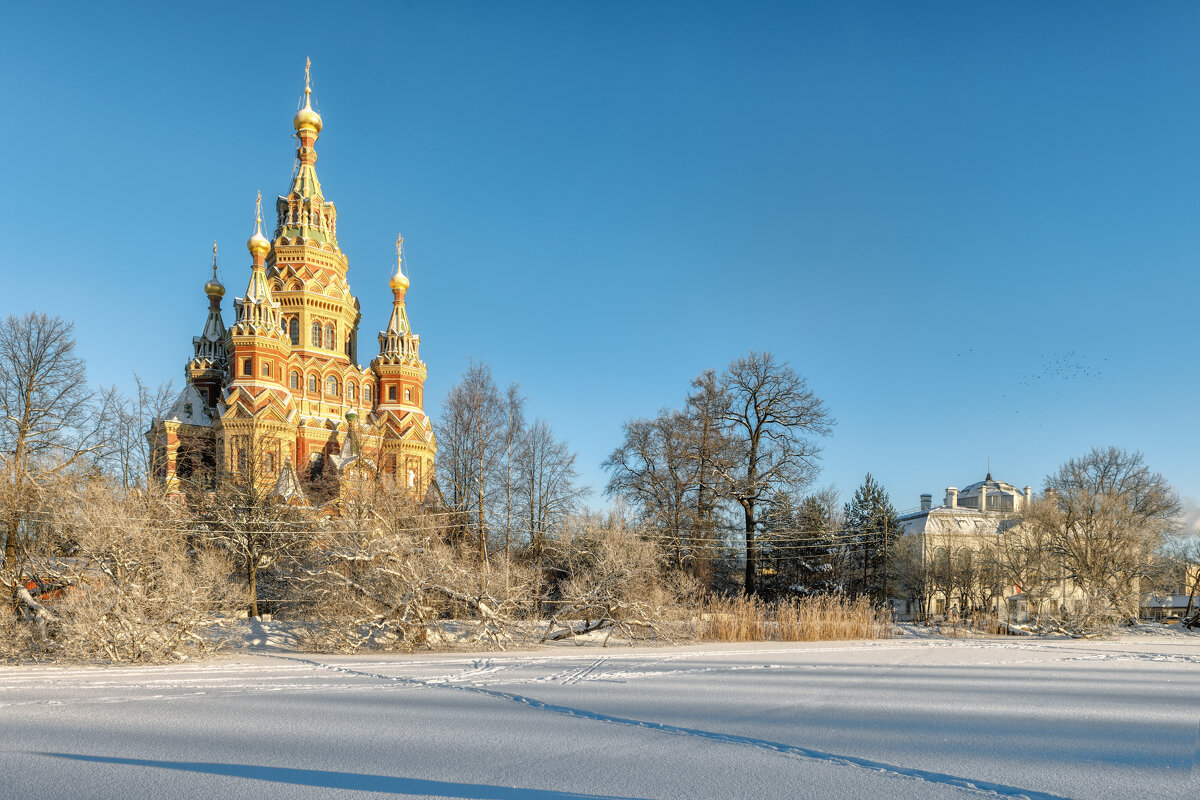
[844,474,901,601]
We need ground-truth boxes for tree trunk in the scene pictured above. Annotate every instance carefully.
[3,517,16,566]
[247,558,259,618]
[743,504,756,595]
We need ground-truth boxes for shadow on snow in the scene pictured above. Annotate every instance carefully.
[34,753,649,800]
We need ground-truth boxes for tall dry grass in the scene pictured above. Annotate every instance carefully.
[688,594,890,642]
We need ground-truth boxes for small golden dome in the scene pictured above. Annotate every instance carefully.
[247,192,271,257]
[206,242,225,297]
[389,268,409,293]
[294,103,323,134]
[247,230,271,257]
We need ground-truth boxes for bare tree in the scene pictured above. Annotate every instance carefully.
[603,410,696,568]
[0,313,115,570]
[515,418,586,563]
[435,361,515,574]
[714,351,833,595]
[500,385,526,567]
[104,375,176,492]
[683,370,734,583]
[198,441,310,618]
[1033,447,1182,628]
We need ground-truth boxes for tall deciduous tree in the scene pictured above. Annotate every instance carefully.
[199,438,309,618]
[1033,446,1181,626]
[716,351,832,595]
[436,361,515,571]
[603,410,696,569]
[0,312,115,569]
[515,418,585,563]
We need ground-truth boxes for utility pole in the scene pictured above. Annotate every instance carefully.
[882,514,889,608]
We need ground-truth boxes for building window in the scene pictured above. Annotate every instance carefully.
[261,362,271,377]
[404,388,412,402]
[388,385,396,401]
[290,371,300,390]
[307,374,318,393]
[289,318,299,345]
[326,376,339,397]
[242,358,252,376]
[364,384,372,403]
[324,323,335,349]
[311,321,321,347]
[347,383,356,401]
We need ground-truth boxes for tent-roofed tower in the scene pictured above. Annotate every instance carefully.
[148,60,438,503]
[370,235,436,491]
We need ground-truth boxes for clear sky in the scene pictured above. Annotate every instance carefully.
[2,1,1197,524]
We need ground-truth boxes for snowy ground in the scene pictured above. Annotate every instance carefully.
[1,634,1197,799]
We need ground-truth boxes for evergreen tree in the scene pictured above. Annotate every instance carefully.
[844,474,901,601]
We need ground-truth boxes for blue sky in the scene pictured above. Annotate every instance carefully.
[2,1,1198,519]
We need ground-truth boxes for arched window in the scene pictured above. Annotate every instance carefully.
[289,371,300,390]
[325,376,339,397]
[404,388,412,402]
[324,323,335,349]
[261,362,271,378]
[363,384,372,403]
[289,318,299,345]
[388,385,396,401]
[307,374,318,393]
[347,383,356,401]
[311,321,321,347]
[242,358,252,376]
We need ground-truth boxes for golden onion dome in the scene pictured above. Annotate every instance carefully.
[389,268,409,293]
[247,229,271,257]
[294,102,323,134]
[247,192,271,257]
[206,242,225,297]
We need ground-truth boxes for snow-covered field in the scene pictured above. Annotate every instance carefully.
[1,634,1196,800]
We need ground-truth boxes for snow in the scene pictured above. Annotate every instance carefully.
[1,635,1197,799]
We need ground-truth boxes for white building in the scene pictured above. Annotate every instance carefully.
[896,473,1034,620]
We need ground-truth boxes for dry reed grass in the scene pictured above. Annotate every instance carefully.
[687,594,890,642]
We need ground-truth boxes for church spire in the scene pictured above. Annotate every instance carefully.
[187,243,228,408]
[233,193,283,334]
[275,59,337,248]
[378,234,415,360]
[288,58,324,201]
[196,242,226,355]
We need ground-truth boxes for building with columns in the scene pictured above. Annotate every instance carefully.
[148,62,437,503]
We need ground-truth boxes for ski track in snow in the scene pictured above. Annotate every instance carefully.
[274,653,1074,800]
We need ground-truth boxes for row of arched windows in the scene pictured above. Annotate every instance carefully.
[288,370,373,403]
[282,316,341,350]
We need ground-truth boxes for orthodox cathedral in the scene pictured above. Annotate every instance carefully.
[148,62,437,503]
